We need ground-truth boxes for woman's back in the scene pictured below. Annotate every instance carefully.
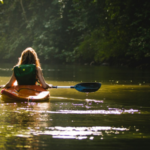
[14,64,37,85]
[4,47,51,89]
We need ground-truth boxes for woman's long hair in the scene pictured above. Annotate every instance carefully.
[16,47,41,68]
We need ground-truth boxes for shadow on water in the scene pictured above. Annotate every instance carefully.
[0,63,150,149]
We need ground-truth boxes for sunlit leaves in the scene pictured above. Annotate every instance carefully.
[0,0,3,4]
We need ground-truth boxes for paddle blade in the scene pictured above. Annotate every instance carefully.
[74,82,101,93]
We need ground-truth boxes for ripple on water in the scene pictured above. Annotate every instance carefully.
[11,125,139,140]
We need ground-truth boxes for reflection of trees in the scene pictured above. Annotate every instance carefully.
[0,102,51,149]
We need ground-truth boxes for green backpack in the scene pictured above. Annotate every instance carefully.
[14,64,37,85]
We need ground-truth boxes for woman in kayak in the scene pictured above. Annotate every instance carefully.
[4,47,51,89]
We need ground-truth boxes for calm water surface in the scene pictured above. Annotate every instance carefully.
[0,63,150,150]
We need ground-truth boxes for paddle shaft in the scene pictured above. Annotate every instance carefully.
[51,82,101,92]
[52,86,75,89]
[0,83,101,92]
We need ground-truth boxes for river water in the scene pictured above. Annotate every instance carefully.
[0,63,150,150]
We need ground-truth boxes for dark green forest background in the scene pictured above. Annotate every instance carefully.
[0,0,150,67]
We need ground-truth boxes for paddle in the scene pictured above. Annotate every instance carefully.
[51,82,101,93]
[0,82,101,93]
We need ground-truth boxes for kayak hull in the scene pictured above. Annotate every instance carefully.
[1,85,50,102]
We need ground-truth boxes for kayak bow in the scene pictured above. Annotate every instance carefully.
[1,85,50,102]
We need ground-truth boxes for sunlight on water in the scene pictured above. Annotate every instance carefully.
[50,96,104,103]
[85,99,103,103]
[14,126,131,140]
[33,109,139,114]
[0,123,141,140]
[0,64,150,149]
[50,96,82,101]
[10,106,139,115]
[1,121,146,142]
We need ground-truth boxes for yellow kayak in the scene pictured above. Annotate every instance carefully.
[1,85,50,102]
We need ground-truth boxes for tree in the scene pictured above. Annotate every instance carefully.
[0,0,150,66]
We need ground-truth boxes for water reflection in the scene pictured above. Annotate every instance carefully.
[0,96,149,149]
[0,64,150,149]
[0,122,140,140]
[23,125,133,140]
[33,109,139,114]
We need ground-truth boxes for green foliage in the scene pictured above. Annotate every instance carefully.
[0,0,150,66]
[74,0,150,65]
